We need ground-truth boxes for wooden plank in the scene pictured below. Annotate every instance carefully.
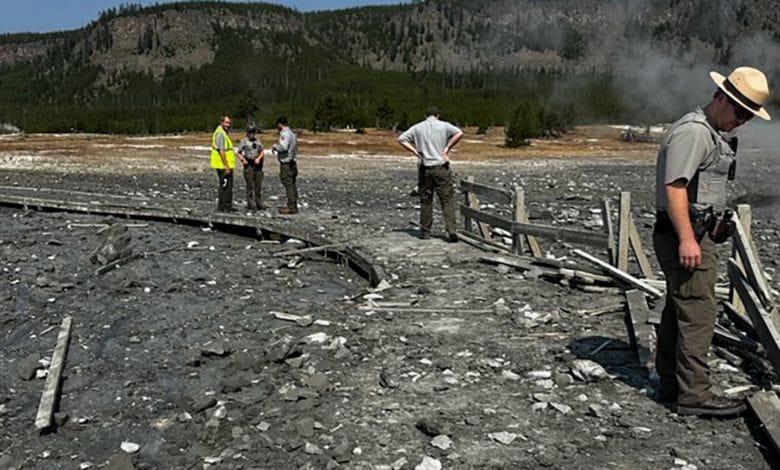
[628,217,656,279]
[513,185,542,257]
[463,176,473,233]
[732,212,773,308]
[728,258,780,374]
[643,278,732,298]
[464,180,492,239]
[35,316,73,430]
[273,243,346,257]
[459,179,513,206]
[572,249,664,299]
[747,391,780,455]
[601,198,616,266]
[713,325,763,353]
[358,306,492,314]
[617,192,631,272]
[0,193,383,288]
[625,290,654,367]
[731,204,752,315]
[722,301,757,339]
[456,229,511,253]
[512,221,609,248]
[460,205,513,232]
[479,254,536,272]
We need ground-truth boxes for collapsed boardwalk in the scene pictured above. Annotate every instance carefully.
[0,152,778,468]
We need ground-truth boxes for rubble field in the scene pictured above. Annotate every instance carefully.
[1,125,780,470]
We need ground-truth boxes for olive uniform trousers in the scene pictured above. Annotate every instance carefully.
[243,165,264,209]
[279,161,298,210]
[653,227,718,406]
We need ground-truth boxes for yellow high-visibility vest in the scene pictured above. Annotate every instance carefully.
[211,126,235,169]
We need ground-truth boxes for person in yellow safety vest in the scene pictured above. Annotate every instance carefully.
[211,114,236,212]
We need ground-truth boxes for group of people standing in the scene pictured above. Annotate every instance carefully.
[206,65,773,420]
[210,115,299,214]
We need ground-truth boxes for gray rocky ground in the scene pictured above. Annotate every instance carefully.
[2,129,780,469]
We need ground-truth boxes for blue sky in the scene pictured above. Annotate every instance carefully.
[0,1,411,34]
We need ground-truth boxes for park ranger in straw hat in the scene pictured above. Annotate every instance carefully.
[653,66,771,417]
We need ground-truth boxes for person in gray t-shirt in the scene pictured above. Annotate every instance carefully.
[399,106,464,241]
[236,125,265,210]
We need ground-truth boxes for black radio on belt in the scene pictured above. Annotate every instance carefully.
[727,136,738,181]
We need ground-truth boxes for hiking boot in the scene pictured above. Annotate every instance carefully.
[278,207,299,215]
[447,232,459,243]
[677,395,746,418]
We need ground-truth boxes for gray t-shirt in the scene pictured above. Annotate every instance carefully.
[274,127,298,163]
[215,132,227,151]
[655,108,717,211]
[399,116,462,167]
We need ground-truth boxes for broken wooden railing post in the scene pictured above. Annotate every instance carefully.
[35,316,73,431]
[732,212,773,307]
[625,289,654,368]
[727,258,780,374]
[601,198,616,266]
[512,185,542,257]
[617,192,631,272]
[572,249,663,299]
[731,204,752,315]
[747,391,780,455]
[628,217,655,279]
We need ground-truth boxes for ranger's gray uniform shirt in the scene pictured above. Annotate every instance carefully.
[274,127,298,163]
[238,137,263,160]
[655,107,735,212]
[399,116,462,167]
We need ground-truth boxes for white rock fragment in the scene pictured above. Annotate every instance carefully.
[570,359,608,382]
[306,332,330,344]
[120,441,140,453]
[550,402,572,414]
[488,431,517,445]
[531,402,548,412]
[526,370,551,379]
[415,456,442,470]
[431,434,453,450]
[257,421,271,432]
[501,370,521,381]
[392,457,408,470]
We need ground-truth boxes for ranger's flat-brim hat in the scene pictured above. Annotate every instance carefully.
[710,66,772,121]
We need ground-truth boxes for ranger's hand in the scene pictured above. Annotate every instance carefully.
[678,237,702,270]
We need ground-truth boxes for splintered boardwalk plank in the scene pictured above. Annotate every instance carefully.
[747,391,780,455]
[733,212,773,307]
[617,192,631,272]
[625,290,653,368]
[35,316,72,430]
[728,259,780,374]
[573,249,663,299]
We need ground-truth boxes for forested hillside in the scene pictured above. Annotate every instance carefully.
[0,0,778,134]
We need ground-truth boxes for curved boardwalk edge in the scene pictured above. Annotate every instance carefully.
[0,192,383,287]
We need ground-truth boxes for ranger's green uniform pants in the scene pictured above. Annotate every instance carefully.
[653,227,718,406]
